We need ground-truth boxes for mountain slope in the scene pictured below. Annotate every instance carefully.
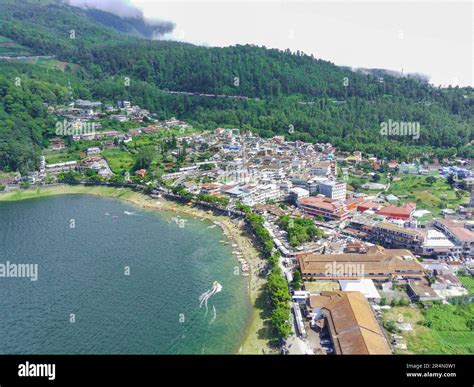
[0,0,472,172]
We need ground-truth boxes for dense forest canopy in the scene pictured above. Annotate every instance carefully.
[0,0,472,172]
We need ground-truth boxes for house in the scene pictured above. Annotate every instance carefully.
[306,291,391,355]
[407,281,442,302]
[143,126,159,134]
[387,161,399,170]
[200,183,222,195]
[86,147,101,156]
[128,129,142,136]
[362,182,387,190]
[110,115,128,122]
[0,174,20,185]
[49,138,66,151]
[399,162,420,174]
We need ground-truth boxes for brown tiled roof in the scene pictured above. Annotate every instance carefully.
[298,247,423,276]
[299,197,345,211]
[312,291,391,354]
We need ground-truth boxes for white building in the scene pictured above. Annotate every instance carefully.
[45,161,77,173]
[420,229,460,259]
[240,183,283,206]
[318,180,347,201]
[310,162,332,176]
[289,187,309,203]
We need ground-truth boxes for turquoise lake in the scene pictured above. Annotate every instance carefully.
[0,194,252,354]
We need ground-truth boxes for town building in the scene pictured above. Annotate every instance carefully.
[310,161,334,176]
[419,229,461,259]
[289,187,309,204]
[369,222,423,251]
[376,203,416,220]
[297,246,424,280]
[434,219,474,258]
[45,161,77,173]
[318,180,347,201]
[407,281,442,302]
[298,196,350,222]
[86,147,101,156]
[306,291,391,355]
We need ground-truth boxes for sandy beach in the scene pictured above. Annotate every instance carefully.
[0,185,275,354]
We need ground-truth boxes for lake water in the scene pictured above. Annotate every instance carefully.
[0,194,252,354]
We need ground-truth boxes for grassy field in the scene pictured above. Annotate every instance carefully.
[43,150,83,164]
[459,276,474,294]
[387,175,468,217]
[304,281,340,293]
[102,149,135,173]
[384,304,474,354]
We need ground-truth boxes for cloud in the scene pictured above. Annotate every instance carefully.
[68,0,144,19]
[65,0,175,37]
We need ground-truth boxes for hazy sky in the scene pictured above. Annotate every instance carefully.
[131,1,473,87]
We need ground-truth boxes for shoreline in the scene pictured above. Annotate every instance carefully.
[0,185,275,354]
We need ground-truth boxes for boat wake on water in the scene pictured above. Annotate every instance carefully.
[199,281,223,315]
[210,305,217,324]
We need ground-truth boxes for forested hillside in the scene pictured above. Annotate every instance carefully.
[0,0,472,172]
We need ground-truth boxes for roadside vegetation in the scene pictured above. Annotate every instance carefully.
[267,253,292,341]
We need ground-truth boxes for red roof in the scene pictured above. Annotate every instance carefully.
[299,196,345,212]
[376,203,416,218]
[357,200,379,211]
